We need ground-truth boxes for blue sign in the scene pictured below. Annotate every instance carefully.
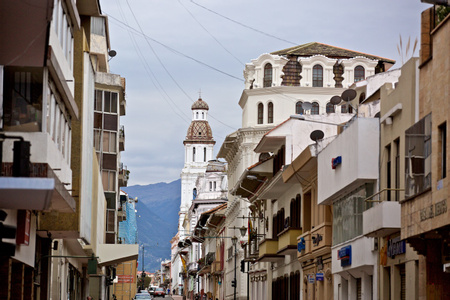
[316,273,324,281]
[298,237,306,252]
[338,245,352,267]
[387,236,406,258]
[332,156,342,169]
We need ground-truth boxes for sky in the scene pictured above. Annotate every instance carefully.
[101,0,430,186]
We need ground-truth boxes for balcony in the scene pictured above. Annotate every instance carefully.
[244,236,260,262]
[118,163,129,187]
[211,260,222,274]
[257,238,283,262]
[363,200,401,238]
[277,227,302,255]
[187,262,198,275]
[119,125,125,152]
[297,232,312,263]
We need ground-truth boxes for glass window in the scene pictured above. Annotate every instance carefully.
[313,65,323,87]
[268,102,274,123]
[264,63,273,87]
[257,103,264,124]
[95,90,102,111]
[295,101,304,115]
[204,147,207,162]
[311,102,319,115]
[193,147,196,162]
[326,102,335,113]
[332,183,374,245]
[102,131,117,153]
[405,114,432,198]
[94,129,101,152]
[354,66,365,82]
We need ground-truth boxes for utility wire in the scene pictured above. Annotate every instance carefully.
[114,0,191,123]
[105,14,244,83]
[178,0,245,66]
[189,0,298,46]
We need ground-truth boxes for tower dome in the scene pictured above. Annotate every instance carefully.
[184,120,215,144]
[191,98,209,110]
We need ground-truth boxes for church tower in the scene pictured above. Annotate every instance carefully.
[179,97,215,232]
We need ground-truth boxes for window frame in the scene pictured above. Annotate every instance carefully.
[257,103,264,124]
[264,63,273,88]
[354,65,365,82]
[312,64,323,87]
[268,102,274,124]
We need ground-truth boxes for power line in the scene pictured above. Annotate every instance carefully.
[189,0,298,46]
[105,13,244,83]
[178,0,245,66]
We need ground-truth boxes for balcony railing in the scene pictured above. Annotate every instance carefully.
[277,226,302,255]
[119,125,125,152]
[118,163,128,187]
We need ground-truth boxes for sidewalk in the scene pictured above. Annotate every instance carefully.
[170,295,183,300]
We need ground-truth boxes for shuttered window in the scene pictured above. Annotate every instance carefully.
[356,278,362,300]
[400,265,406,300]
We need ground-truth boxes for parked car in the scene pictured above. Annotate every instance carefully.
[149,287,155,296]
[134,291,151,299]
[154,288,166,298]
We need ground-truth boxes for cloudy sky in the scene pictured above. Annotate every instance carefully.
[101,0,430,185]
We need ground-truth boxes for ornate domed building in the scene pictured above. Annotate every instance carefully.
[179,97,216,232]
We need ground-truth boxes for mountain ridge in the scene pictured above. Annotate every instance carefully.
[122,179,180,272]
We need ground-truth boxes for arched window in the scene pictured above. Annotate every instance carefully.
[202,112,204,119]
[257,103,264,124]
[311,102,319,115]
[203,147,206,162]
[193,188,197,200]
[196,112,199,119]
[268,102,274,123]
[341,103,353,113]
[296,101,304,114]
[192,147,196,162]
[312,65,323,87]
[354,66,365,82]
[264,63,273,87]
[326,102,335,113]
[359,92,366,104]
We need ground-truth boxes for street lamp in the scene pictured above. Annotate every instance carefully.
[231,236,238,300]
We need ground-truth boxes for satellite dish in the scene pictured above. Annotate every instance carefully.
[330,96,342,105]
[310,130,324,142]
[302,102,312,110]
[108,50,117,57]
[341,89,357,102]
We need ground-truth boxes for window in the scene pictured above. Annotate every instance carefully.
[354,66,365,82]
[295,101,304,115]
[193,147,196,162]
[214,181,216,191]
[386,144,392,201]
[257,103,264,124]
[94,129,101,151]
[326,102,335,113]
[311,102,319,115]
[439,122,447,179]
[102,131,117,153]
[2,67,43,131]
[268,102,274,123]
[95,90,102,111]
[193,188,197,200]
[290,194,301,228]
[204,147,207,162]
[341,103,353,113]
[209,182,213,191]
[312,65,323,87]
[405,114,432,198]
[102,170,116,192]
[395,138,400,201]
[332,183,374,245]
[359,92,366,104]
[264,63,273,87]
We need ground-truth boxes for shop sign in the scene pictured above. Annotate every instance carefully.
[332,156,342,169]
[117,275,134,283]
[387,236,406,258]
[420,199,447,221]
[316,273,324,281]
[337,245,351,267]
[308,274,315,284]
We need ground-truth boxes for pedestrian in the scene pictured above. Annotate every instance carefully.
[167,288,170,295]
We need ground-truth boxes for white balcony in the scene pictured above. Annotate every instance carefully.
[363,201,401,238]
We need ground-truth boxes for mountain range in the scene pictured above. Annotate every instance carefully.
[122,179,181,273]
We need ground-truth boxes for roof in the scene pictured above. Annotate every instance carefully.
[184,121,215,144]
[271,42,395,64]
[191,98,209,110]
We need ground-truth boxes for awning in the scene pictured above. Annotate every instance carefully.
[97,244,139,267]
[282,145,316,185]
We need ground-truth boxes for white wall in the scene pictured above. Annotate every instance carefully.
[318,118,379,205]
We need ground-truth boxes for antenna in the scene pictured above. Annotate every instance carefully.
[302,102,312,111]
[310,130,324,142]
[341,89,357,102]
[341,89,357,115]
[330,96,342,105]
